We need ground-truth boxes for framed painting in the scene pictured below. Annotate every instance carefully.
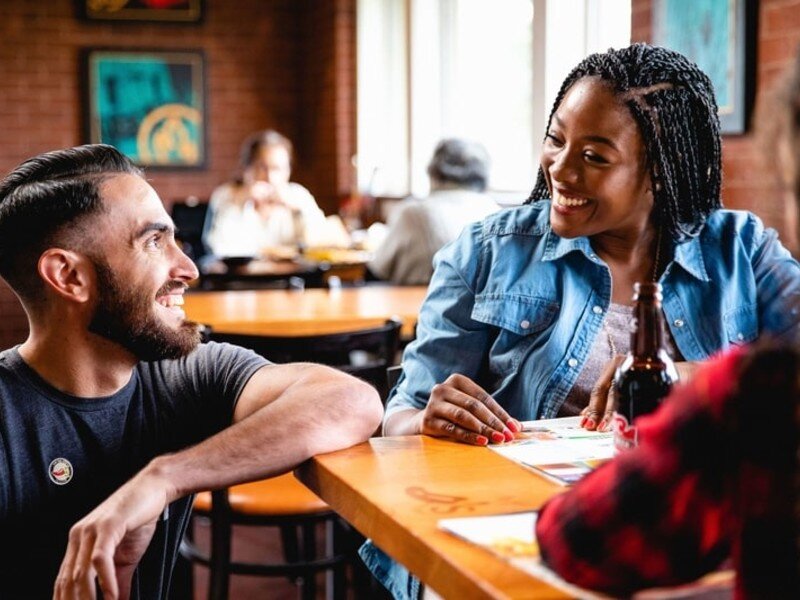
[653,0,757,134]
[81,0,203,23]
[84,48,206,169]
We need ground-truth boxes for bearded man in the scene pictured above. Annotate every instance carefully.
[0,144,382,599]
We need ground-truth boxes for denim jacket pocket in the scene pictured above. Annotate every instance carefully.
[471,294,559,336]
[724,303,758,346]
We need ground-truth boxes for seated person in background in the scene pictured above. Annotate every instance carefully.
[362,42,800,600]
[536,49,800,598]
[380,43,800,446]
[0,144,382,599]
[368,138,499,285]
[203,129,327,257]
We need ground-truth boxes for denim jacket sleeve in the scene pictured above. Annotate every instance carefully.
[384,221,491,422]
[749,218,800,343]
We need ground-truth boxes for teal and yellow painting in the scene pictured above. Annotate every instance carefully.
[87,50,205,168]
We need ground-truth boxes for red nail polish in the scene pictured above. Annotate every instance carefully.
[476,435,489,446]
[507,419,520,433]
[491,431,505,443]
[503,428,514,441]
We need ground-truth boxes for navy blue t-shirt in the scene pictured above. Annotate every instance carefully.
[0,342,266,599]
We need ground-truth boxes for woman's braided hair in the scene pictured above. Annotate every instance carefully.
[527,43,722,241]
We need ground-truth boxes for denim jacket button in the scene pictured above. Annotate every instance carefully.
[520,319,531,329]
[674,319,685,327]
[568,358,578,368]
[737,332,744,341]
[592,305,603,314]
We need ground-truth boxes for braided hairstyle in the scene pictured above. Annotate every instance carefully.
[528,43,722,241]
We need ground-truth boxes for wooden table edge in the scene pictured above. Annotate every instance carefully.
[296,443,570,600]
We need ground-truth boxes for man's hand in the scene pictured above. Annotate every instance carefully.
[416,373,520,445]
[53,465,176,600]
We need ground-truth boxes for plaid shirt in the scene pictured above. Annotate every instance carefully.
[536,345,800,599]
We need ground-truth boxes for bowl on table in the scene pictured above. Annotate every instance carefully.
[220,255,256,270]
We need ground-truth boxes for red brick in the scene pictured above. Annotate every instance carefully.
[764,2,800,35]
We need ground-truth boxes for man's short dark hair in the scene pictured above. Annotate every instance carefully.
[0,144,141,303]
[427,138,491,192]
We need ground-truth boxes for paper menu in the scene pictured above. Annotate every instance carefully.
[439,511,612,599]
[490,416,614,485]
[439,512,734,599]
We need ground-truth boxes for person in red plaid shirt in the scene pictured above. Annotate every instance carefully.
[536,50,800,599]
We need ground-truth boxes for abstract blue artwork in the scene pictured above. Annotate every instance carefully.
[86,49,206,168]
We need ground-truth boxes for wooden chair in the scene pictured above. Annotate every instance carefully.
[180,319,403,599]
[386,364,402,399]
[171,199,210,263]
[208,318,402,399]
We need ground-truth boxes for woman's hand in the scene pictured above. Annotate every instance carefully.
[581,358,700,431]
[581,356,624,431]
[416,373,521,445]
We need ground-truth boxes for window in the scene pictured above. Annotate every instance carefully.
[357,0,630,201]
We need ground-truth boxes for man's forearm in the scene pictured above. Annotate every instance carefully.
[150,365,382,503]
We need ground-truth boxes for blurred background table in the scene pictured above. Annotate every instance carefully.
[199,248,373,291]
[183,285,427,338]
[296,436,568,599]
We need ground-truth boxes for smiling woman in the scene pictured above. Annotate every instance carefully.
[361,43,800,600]
[382,43,800,439]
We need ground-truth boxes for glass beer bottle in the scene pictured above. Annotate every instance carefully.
[612,282,678,452]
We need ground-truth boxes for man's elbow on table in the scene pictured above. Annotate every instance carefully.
[340,375,384,443]
[306,369,384,453]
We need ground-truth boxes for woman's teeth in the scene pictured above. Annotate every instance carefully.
[555,192,590,207]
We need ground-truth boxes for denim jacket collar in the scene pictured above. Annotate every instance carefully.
[541,228,595,263]
[541,226,710,282]
[671,235,710,282]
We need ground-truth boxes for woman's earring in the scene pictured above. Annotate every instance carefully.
[654,181,662,192]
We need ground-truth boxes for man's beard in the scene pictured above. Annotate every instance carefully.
[88,260,201,361]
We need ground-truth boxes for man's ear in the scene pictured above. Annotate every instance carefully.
[37,249,94,303]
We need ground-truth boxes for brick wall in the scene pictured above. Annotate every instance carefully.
[0,0,356,348]
[297,0,357,212]
[632,0,800,238]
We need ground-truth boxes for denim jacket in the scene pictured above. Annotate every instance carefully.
[385,201,800,422]
[364,202,800,599]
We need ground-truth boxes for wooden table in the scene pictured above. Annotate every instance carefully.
[296,436,569,599]
[183,285,428,338]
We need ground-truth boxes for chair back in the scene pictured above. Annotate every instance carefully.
[207,318,402,398]
[386,364,402,398]
[172,199,210,262]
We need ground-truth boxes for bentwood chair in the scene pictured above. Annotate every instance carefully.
[180,319,402,599]
[171,198,210,264]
